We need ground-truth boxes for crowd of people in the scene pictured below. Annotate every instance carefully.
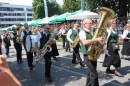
[0,17,130,86]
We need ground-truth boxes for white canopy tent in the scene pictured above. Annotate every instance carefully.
[66,11,99,20]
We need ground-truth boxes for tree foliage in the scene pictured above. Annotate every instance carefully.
[61,0,81,13]
[86,0,130,17]
[32,0,61,20]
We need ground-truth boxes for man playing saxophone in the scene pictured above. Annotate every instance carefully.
[35,24,56,82]
[79,19,103,86]
[67,23,86,67]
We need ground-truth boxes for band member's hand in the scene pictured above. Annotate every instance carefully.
[48,42,52,45]
[36,49,41,54]
[71,41,75,45]
[0,55,9,71]
[96,37,103,45]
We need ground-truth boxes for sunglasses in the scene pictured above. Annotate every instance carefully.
[47,28,50,29]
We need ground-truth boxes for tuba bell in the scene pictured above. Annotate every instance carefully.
[16,24,24,44]
[87,7,116,61]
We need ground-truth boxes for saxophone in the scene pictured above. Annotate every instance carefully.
[71,34,79,48]
[34,34,53,62]
[87,7,116,61]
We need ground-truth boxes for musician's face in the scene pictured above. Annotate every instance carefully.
[74,24,79,29]
[24,24,29,29]
[84,20,93,29]
[45,25,51,33]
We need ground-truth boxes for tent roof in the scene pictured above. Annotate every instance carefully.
[66,11,99,20]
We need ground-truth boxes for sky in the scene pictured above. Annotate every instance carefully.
[0,0,63,6]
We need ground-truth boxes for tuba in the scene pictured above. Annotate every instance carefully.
[16,25,24,44]
[87,7,116,61]
[34,34,53,62]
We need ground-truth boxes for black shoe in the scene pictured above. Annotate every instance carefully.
[20,61,23,63]
[17,62,20,64]
[72,61,78,64]
[80,62,86,67]
[106,69,114,74]
[46,76,52,82]
[53,56,57,61]
[29,67,33,70]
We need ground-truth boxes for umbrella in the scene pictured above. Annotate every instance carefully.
[29,19,43,26]
[66,10,99,20]
[50,12,72,23]
[38,15,58,24]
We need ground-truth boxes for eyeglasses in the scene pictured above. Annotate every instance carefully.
[112,23,117,24]
[85,23,93,24]
[47,28,50,29]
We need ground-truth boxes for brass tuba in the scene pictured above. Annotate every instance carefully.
[16,24,24,44]
[34,34,53,62]
[87,7,116,61]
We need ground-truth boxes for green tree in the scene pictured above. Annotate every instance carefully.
[86,0,130,17]
[32,0,61,20]
[61,0,81,13]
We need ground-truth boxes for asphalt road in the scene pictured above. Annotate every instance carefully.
[2,42,130,86]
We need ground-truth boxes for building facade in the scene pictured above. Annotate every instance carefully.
[0,2,33,27]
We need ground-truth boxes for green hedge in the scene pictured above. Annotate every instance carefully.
[56,37,62,42]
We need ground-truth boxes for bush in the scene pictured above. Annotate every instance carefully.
[56,37,62,42]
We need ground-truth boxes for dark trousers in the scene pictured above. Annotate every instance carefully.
[27,52,33,67]
[66,38,71,52]
[44,52,52,77]
[23,44,33,67]
[5,45,9,56]
[72,44,82,63]
[0,46,2,55]
[14,43,22,62]
[84,55,99,86]
[61,36,66,48]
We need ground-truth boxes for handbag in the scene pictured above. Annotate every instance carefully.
[112,43,120,51]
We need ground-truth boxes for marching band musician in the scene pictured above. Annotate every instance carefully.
[35,24,56,82]
[79,19,103,86]
[121,24,130,59]
[103,19,123,77]
[2,30,11,57]
[20,23,35,70]
[11,27,23,64]
[67,23,86,67]
[50,25,59,61]
[0,34,2,55]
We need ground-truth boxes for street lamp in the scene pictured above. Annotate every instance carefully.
[76,0,84,10]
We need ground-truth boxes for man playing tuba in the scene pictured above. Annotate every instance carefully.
[79,19,103,86]
[35,25,56,82]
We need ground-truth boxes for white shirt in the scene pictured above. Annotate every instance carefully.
[122,29,130,39]
[59,28,63,34]
[79,28,91,40]
[62,29,68,35]
[35,31,56,43]
[67,29,78,43]
[20,29,31,41]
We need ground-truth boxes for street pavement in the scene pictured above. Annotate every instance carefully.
[2,42,130,86]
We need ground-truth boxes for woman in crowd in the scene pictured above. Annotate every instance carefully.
[121,24,130,59]
[50,25,59,61]
[103,19,123,77]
